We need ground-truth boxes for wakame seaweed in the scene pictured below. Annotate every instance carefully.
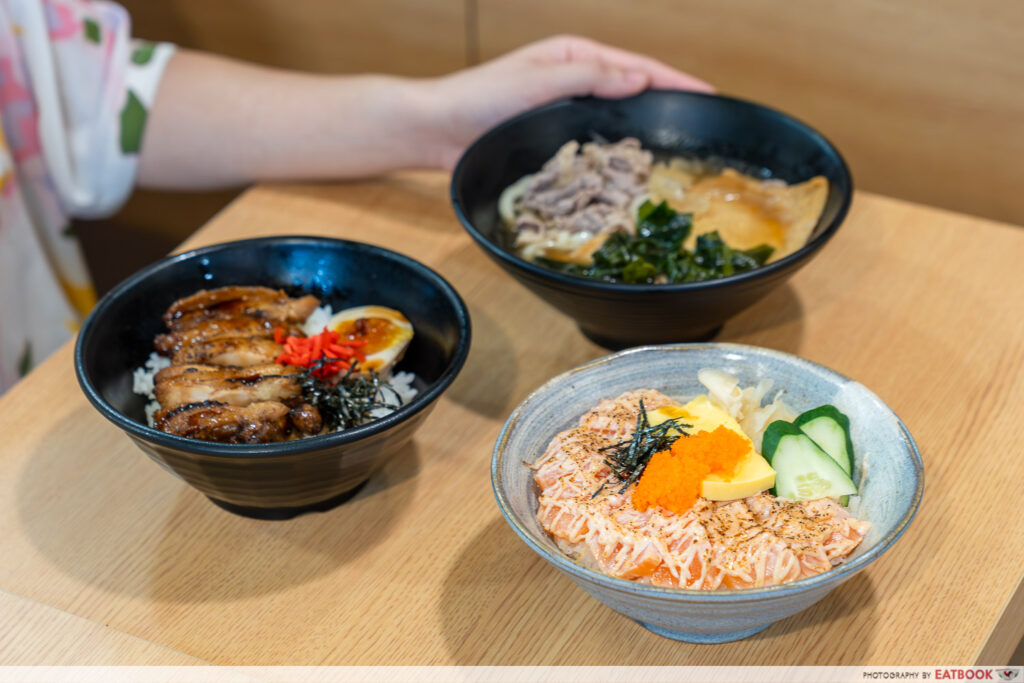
[534,201,774,284]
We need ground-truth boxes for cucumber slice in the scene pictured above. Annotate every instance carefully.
[760,419,790,464]
[762,421,857,500]
[793,405,853,475]
[793,406,855,505]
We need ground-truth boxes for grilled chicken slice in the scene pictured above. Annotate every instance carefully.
[169,337,283,367]
[154,363,303,410]
[155,318,303,356]
[288,403,323,436]
[154,362,299,383]
[163,286,320,332]
[154,400,291,443]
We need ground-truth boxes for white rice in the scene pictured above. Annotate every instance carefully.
[367,370,418,421]
[132,352,170,427]
[130,304,419,431]
[302,304,334,337]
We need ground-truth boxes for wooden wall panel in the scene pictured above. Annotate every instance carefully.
[121,0,468,76]
[476,0,1024,226]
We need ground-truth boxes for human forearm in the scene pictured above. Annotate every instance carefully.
[138,50,443,189]
[138,38,711,189]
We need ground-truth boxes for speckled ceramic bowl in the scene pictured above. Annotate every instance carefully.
[492,344,922,643]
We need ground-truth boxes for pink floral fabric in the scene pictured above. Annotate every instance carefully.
[0,0,173,393]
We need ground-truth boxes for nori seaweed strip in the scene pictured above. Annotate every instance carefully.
[297,359,406,431]
[594,398,692,496]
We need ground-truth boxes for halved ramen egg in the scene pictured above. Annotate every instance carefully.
[326,305,414,376]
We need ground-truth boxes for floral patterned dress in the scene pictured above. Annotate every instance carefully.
[0,0,172,394]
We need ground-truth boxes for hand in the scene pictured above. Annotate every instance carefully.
[422,35,714,169]
[141,39,710,189]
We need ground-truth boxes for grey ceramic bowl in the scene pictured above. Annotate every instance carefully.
[492,344,923,643]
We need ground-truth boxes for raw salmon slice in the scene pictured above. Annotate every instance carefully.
[532,390,870,590]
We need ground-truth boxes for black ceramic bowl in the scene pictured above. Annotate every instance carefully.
[75,236,470,519]
[451,90,852,348]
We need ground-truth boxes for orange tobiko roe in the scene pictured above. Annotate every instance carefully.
[632,425,749,514]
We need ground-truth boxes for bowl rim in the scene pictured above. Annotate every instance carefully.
[491,343,924,601]
[74,235,472,457]
[450,89,853,293]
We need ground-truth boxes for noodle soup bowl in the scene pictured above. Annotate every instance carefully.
[452,90,853,348]
[492,344,922,643]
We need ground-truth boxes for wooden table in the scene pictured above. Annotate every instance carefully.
[1,173,1022,667]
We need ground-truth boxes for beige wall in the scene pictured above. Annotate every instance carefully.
[108,0,1024,247]
[476,0,1024,226]
[125,0,467,75]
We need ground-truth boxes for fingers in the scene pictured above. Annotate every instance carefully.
[525,59,652,100]
[610,53,714,93]
[524,34,714,94]
[429,33,716,162]
[571,37,715,93]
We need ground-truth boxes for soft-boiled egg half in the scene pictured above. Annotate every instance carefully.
[326,305,414,376]
[648,396,776,501]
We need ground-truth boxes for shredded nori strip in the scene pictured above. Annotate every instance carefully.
[297,358,405,431]
[593,399,691,496]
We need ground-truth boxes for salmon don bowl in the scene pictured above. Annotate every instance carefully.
[491,344,922,643]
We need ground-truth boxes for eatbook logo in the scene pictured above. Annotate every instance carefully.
[998,669,1021,681]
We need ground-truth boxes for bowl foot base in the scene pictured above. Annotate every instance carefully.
[636,620,771,643]
[207,481,368,520]
[580,325,723,350]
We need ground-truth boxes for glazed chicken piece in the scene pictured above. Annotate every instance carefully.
[154,400,292,444]
[154,318,303,356]
[151,285,327,443]
[169,337,284,367]
[288,403,324,436]
[163,286,320,332]
[153,363,303,410]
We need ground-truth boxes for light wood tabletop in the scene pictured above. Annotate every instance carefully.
[0,172,1022,666]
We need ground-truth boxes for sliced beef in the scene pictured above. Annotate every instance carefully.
[522,171,604,219]
[583,137,652,196]
[511,138,654,257]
